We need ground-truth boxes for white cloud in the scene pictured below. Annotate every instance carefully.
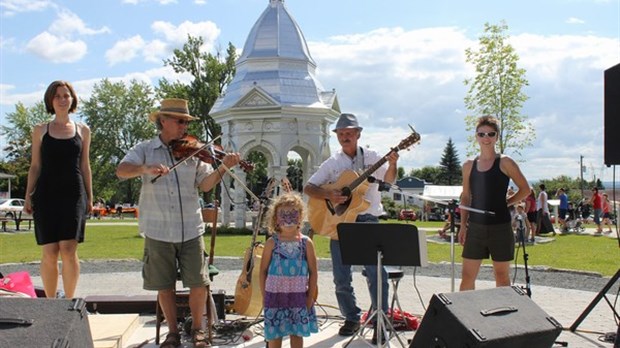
[0,83,41,108]
[0,36,15,51]
[20,9,108,64]
[308,26,617,180]
[0,0,54,17]
[25,31,87,63]
[122,0,177,4]
[49,9,110,36]
[566,17,585,24]
[105,35,146,65]
[142,39,168,63]
[151,20,220,48]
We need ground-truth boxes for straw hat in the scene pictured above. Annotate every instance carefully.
[148,98,198,122]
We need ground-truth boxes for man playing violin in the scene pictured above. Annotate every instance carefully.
[116,98,240,348]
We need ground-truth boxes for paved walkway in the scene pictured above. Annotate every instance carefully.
[26,266,619,347]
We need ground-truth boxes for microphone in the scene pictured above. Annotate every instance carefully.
[367,176,401,192]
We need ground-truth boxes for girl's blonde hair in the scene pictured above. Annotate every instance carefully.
[263,192,306,234]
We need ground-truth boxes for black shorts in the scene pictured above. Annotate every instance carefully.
[527,211,537,223]
[558,209,567,220]
[462,222,514,262]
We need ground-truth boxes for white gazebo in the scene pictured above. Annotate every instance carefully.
[210,0,340,227]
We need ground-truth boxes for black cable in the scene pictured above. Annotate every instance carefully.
[411,266,426,314]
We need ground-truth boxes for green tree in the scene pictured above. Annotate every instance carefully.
[409,166,443,184]
[80,79,157,204]
[161,35,237,141]
[464,21,533,157]
[245,151,269,199]
[286,158,303,192]
[397,166,405,179]
[438,138,462,185]
[0,102,52,196]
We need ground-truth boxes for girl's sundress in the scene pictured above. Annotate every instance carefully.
[263,234,319,340]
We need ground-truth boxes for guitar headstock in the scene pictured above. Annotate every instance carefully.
[395,125,421,151]
[260,177,278,199]
[281,177,293,193]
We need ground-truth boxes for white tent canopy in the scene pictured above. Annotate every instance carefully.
[422,185,463,202]
[403,185,463,208]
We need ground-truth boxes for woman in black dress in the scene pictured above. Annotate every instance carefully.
[24,80,92,298]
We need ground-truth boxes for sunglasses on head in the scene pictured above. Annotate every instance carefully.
[477,131,497,138]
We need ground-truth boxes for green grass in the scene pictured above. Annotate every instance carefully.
[1,219,618,277]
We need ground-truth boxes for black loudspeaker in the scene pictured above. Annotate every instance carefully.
[0,297,94,348]
[410,286,562,347]
[605,63,620,166]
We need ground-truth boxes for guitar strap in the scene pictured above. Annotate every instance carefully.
[352,146,365,173]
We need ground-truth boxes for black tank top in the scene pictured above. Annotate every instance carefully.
[469,155,511,224]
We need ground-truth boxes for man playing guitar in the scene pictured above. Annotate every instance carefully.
[303,113,399,341]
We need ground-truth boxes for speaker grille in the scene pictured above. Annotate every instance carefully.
[604,63,620,166]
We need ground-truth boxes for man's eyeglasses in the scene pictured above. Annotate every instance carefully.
[166,117,191,125]
[477,131,497,138]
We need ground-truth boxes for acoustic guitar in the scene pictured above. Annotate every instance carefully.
[233,178,277,317]
[307,129,421,239]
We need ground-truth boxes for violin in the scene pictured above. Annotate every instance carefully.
[169,134,254,173]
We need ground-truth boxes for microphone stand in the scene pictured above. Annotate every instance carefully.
[516,217,532,297]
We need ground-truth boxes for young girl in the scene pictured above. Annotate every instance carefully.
[259,192,318,348]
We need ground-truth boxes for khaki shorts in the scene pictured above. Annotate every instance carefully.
[462,222,514,262]
[142,236,209,290]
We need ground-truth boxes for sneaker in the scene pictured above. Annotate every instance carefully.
[338,320,360,336]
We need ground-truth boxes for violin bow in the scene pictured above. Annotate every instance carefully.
[150,134,221,184]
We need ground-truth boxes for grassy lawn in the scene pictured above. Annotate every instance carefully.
[1,219,618,277]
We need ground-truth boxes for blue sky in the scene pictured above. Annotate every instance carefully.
[1,0,619,183]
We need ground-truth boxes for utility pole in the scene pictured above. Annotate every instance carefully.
[580,155,584,198]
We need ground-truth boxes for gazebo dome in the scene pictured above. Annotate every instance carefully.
[210,0,332,113]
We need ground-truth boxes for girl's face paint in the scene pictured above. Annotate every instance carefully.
[277,207,300,227]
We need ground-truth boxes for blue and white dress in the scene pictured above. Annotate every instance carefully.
[263,234,318,340]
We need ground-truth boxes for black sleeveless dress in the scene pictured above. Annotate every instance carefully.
[33,123,87,245]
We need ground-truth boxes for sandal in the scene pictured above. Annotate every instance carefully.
[160,332,181,348]
[191,328,210,347]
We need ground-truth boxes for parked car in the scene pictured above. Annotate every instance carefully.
[398,209,417,221]
[427,207,446,221]
[0,198,30,219]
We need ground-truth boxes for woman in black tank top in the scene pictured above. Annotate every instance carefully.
[458,116,530,291]
[23,81,93,299]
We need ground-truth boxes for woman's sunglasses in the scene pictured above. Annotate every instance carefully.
[477,131,497,138]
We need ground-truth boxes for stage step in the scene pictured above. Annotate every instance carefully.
[89,313,140,348]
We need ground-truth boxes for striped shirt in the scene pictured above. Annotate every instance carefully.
[120,136,212,243]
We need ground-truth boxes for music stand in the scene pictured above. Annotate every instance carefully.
[337,223,428,348]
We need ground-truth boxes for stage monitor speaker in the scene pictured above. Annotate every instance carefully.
[605,63,620,166]
[410,286,562,348]
[0,297,94,348]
